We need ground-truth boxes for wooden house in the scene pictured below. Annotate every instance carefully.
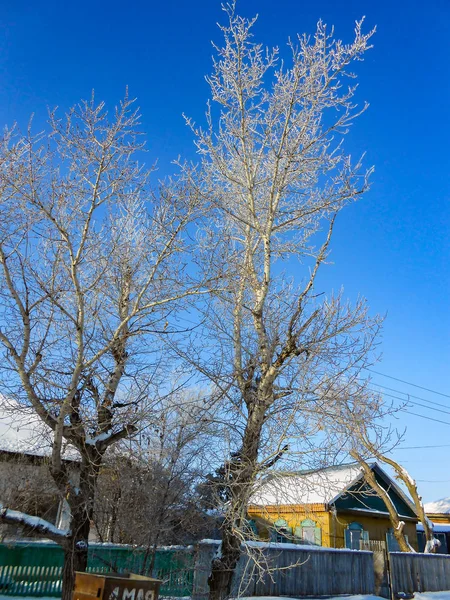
[248,462,419,551]
[417,498,450,553]
[0,403,80,539]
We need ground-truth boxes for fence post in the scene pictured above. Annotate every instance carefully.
[191,542,218,600]
[385,548,395,600]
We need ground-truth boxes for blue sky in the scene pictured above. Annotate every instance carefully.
[0,0,449,502]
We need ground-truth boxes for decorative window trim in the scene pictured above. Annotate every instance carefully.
[294,518,322,546]
[345,522,369,549]
[270,518,292,543]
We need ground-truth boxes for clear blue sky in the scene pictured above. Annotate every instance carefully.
[0,0,449,502]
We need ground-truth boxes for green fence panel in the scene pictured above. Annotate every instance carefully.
[0,542,194,597]
[0,543,64,597]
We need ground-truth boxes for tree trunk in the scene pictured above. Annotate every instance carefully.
[350,451,412,552]
[141,474,173,575]
[376,457,439,553]
[208,525,242,600]
[61,456,100,600]
[61,537,89,600]
[109,486,122,543]
[208,402,266,600]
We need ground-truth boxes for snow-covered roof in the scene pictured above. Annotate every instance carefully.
[417,523,450,533]
[250,463,366,506]
[0,399,54,456]
[424,498,450,514]
[251,461,417,517]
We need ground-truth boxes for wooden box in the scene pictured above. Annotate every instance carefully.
[73,572,161,600]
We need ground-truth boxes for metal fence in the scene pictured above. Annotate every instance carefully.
[0,542,194,597]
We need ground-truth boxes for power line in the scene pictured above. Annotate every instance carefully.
[399,408,450,427]
[402,398,450,416]
[395,444,450,450]
[367,387,450,417]
[366,384,450,423]
[365,368,450,399]
[417,479,450,483]
[370,382,450,410]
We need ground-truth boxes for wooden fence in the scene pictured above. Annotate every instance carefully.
[192,540,375,599]
[5,539,450,599]
[389,551,450,596]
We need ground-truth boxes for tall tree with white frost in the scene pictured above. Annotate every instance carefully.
[180,7,380,599]
[0,94,204,600]
[93,396,216,551]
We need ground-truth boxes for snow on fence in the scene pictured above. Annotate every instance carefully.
[1,539,376,598]
[192,540,375,599]
[13,539,450,599]
[389,552,450,596]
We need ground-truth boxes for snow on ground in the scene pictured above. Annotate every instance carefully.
[415,595,450,600]
[237,597,382,600]
[237,595,450,600]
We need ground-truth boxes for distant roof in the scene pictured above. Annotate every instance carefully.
[417,523,450,533]
[250,462,367,506]
[424,498,450,514]
[0,398,78,460]
[0,399,53,456]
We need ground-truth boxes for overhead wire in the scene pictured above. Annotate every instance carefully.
[417,479,450,483]
[395,444,450,450]
[356,373,450,428]
[398,408,450,427]
[369,382,450,410]
[366,386,450,417]
[364,368,450,399]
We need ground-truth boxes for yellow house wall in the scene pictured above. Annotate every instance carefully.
[427,513,450,524]
[248,504,334,547]
[330,512,418,550]
[248,504,418,550]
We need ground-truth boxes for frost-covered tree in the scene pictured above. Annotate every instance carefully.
[178,6,379,599]
[0,94,205,600]
[93,396,218,561]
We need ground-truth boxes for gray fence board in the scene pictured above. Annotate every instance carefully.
[243,545,375,597]
[193,541,375,599]
[389,552,450,595]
